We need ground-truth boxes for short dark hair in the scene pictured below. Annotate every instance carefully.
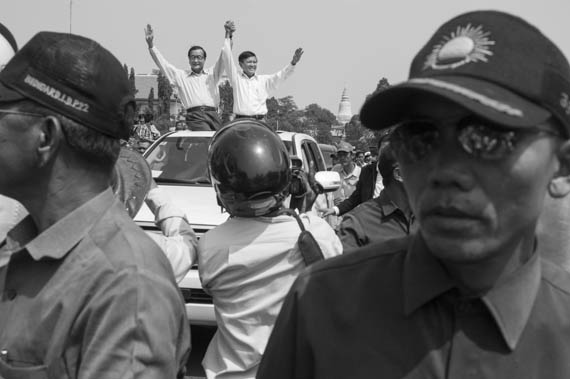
[187,46,206,59]
[238,51,257,63]
[17,100,121,168]
[378,144,398,186]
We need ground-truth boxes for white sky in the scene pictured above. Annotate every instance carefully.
[4,0,570,115]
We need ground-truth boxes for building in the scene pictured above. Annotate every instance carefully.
[331,87,353,140]
[134,71,183,117]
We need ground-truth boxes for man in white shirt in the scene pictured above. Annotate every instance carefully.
[145,23,233,131]
[221,22,303,123]
[199,120,342,379]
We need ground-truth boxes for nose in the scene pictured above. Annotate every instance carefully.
[427,129,475,191]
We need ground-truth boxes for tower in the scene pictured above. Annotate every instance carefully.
[336,87,353,125]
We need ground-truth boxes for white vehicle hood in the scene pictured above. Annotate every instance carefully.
[134,184,229,230]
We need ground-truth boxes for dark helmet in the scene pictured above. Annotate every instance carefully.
[208,119,291,217]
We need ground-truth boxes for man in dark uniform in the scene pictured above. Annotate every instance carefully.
[259,10,570,378]
[0,32,189,378]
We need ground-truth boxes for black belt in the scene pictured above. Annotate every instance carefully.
[235,114,266,120]
[187,106,217,112]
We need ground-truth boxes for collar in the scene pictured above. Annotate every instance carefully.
[240,71,257,80]
[403,234,542,351]
[188,69,207,77]
[341,163,360,178]
[5,188,115,261]
[375,190,398,217]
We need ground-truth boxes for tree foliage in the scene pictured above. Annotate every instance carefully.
[147,87,155,112]
[300,103,336,144]
[219,80,234,124]
[266,96,303,132]
[128,67,138,97]
[157,70,173,116]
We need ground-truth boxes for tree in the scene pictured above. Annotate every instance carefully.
[301,103,336,144]
[266,96,302,132]
[345,114,375,151]
[218,80,233,124]
[147,87,155,113]
[365,77,391,102]
[157,70,173,116]
[129,67,138,97]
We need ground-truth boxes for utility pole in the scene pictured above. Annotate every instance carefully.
[69,0,73,33]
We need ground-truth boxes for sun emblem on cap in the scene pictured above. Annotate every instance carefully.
[423,24,495,70]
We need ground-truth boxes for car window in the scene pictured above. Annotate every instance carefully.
[301,142,317,172]
[146,136,211,185]
[308,142,326,171]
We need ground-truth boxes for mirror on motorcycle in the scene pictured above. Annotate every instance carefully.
[314,171,341,193]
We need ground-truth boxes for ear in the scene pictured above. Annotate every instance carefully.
[549,140,570,198]
[393,167,403,183]
[36,116,63,167]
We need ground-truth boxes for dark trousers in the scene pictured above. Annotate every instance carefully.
[185,110,222,131]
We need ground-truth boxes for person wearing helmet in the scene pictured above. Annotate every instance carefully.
[198,119,342,379]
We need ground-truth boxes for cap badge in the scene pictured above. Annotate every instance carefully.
[424,24,495,70]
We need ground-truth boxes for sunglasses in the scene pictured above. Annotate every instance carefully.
[391,116,561,163]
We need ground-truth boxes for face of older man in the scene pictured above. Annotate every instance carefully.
[393,96,563,264]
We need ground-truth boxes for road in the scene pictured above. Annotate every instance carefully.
[186,325,216,378]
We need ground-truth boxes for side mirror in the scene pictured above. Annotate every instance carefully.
[314,171,341,193]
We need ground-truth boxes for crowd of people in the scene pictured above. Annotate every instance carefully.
[1,8,570,379]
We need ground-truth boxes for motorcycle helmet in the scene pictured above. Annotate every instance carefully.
[208,119,291,217]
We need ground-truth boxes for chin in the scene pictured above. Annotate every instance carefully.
[422,232,497,264]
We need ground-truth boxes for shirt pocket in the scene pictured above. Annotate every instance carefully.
[0,357,49,379]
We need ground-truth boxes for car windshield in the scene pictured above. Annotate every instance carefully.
[145,136,211,185]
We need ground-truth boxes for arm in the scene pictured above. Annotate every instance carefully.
[265,48,303,93]
[337,213,366,251]
[211,20,235,84]
[145,184,197,283]
[220,23,239,84]
[145,24,180,85]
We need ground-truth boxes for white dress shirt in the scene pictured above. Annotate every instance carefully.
[0,195,27,268]
[198,213,342,379]
[149,46,224,109]
[222,38,295,116]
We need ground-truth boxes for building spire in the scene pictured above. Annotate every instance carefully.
[337,86,353,124]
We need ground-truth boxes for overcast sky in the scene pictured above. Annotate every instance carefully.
[4,0,570,115]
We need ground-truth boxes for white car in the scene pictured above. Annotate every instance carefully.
[135,129,333,325]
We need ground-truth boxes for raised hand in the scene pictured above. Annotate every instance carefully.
[145,24,154,48]
[291,48,304,65]
[224,20,236,34]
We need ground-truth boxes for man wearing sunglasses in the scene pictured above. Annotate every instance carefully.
[258,10,570,378]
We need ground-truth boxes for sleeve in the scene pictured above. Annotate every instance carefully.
[265,63,295,94]
[304,215,343,258]
[145,187,198,283]
[337,213,365,251]
[149,46,181,86]
[336,176,363,215]
[208,39,226,85]
[221,37,239,84]
[256,275,314,379]
[73,269,191,379]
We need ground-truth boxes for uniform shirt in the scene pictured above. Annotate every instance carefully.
[149,45,224,108]
[338,190,416,250]
[258,234,570,379]
[198,213,342,379]
[222,38,295,116]
[331,163,361,202]
[0,189,190,379]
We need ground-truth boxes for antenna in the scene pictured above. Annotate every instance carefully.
[69,0,73,33]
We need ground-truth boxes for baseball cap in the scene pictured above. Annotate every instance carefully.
[0,31,135,139]
[336,141,354,153]
[360,11,570,136]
